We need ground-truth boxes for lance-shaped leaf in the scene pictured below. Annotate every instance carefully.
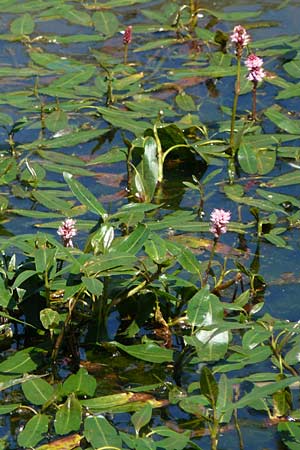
[54,394,82,435]
[64,172,107,220]
[131,403,152,435]
[200,366,218,407]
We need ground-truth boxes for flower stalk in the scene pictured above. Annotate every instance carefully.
[229,25,250,183]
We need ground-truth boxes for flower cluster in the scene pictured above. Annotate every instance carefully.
[210,208,231,238]
[123,25,132,45]
[57,218,77,248]
[245,53,266,83]
[230,25,251,48]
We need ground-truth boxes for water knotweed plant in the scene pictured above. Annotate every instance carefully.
[203,208,231,286]
[245,53,266,120]
[229,25,250,183]
[57,218,77,248]
[123,25,132,64]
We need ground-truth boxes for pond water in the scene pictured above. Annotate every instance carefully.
[1,0,300,449]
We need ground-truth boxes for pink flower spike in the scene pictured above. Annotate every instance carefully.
[123,25,132,45]
[57,218,77,248]
[245,53,266,83]
[210,209,231,238]
[230,25,250,48]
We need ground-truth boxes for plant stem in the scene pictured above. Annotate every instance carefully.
[124,43,128,65]
[229,55,241,183]
[153,123,164,183]
[203,237,218,287]
[252,81,257,121]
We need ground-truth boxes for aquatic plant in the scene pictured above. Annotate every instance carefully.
[0,1,300,449]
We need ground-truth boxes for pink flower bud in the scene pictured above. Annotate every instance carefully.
[210,209,231,238]
[57,218,77,248]
[123,25,132,45]
[245,53,266,83]
[230,25,251,48]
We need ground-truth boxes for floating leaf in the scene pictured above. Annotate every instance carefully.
[17,414,49,448]
[22,378,54,405]
[63,172,107,219]
[112,340,173,363]
[93,11,119,36]
[10,13,35,35]
[264,105,300,134]
[131,403,152,435]
[62,368,96,397]
[36,434,82,450]
[54,394,82,435]
[84,416,122,448]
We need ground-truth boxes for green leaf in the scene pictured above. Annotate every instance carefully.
[82,276,104,296]
[0,404,20,414]
[54,394,82,435]
[81,392,138,412]
[0,277,12,308]
[131,403,152,435]
[112,223,149,254]
[152,427,191,450]
[83,252,137,276]
[32,190,73,214]
[264,170,300,188]
[216,374,233,423]
[22,378,54,405]
[177,246,202,274]
[232,376,300,410]
[93,11,119,36]
[84,416,122,448]
[10,13,35,35]
[200,366,218,406]
[49,66,96,90]
[19,128,108,150]
[144,233,168,264]
[264,105,300,134]
[284,59,300,78]
[238,142,276,175]
[17,414,49,448]
[62,368,96,397]
[64,172,107,220]
[112,340,173,363]
[175,92,197,112]
[134,136,159,202]
[40,308,61,329]
[187,288,223,328]
[45,110,68,133]
[0,348,45,381]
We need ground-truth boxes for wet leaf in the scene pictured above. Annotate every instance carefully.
[17,414,49,448]
[10,13,35,35]
[112,340,174,363]
[131,403,152,435]
[84,415,122,448]
[62,368,96,397]
[54,394,82,435]
[22,378,54,405]
[36,434,81,450]
[64,172,107,219]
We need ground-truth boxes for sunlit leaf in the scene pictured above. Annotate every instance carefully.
[84,416,122,448]
[17,414,49,448]
[10,13,35,35]
[22,378,54,405]
[62,368,96,397]
[54,394,82,435]
[131,403,152,435]
[112,340,173,363]
[64,172,107,219]
[93,11,119,36]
